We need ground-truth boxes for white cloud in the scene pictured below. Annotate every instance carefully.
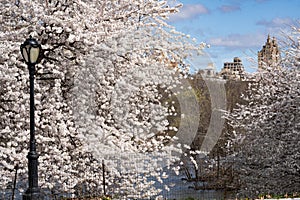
[256,17,294,28]
[208,33,266,49]
[168,4,209,22]
[219,5,241,13]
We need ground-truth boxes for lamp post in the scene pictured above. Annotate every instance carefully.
[20,36,43,200]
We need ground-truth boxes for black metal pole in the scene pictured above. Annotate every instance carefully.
[12,165,18,200]
[102,160,106,196]
[23,63,42,200]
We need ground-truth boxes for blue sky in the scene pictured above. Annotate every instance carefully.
[168,0,300,72]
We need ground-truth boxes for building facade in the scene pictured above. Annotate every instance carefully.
[258,35,280,69]
[219,57,245,80]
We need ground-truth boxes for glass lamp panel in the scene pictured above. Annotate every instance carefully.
[22,45,30,63]
[29,47,40,63]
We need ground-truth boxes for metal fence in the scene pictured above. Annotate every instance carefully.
[0,155,235,200]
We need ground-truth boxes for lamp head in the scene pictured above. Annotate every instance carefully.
[20,36,41,65]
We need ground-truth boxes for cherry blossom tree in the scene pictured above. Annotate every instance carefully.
[0,0,204,198]
[228,27,300,198]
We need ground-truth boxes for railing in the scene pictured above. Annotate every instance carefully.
[1,155,235,200]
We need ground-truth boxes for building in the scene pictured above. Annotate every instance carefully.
[258,35,280,69]
[199,62,217,78]
[219,57,245,80]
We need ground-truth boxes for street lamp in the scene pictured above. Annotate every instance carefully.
[20,36,43,200]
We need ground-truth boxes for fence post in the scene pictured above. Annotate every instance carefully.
[12,164,18,200]
[102,160,106,196]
